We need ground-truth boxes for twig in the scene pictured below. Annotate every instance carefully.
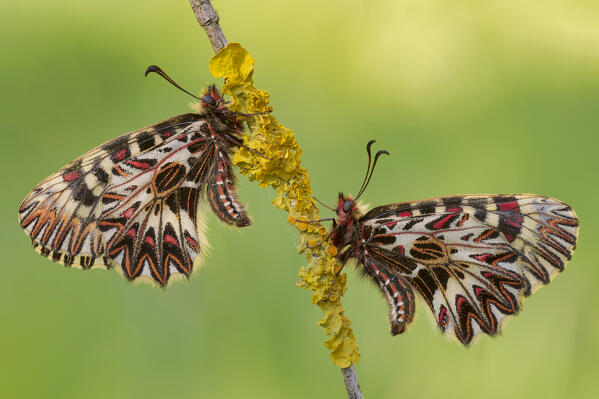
[188,1,363,398]
[189,0,228,52]
[342,365,363,399]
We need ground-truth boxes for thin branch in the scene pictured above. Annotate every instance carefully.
[188,1,363,398]
[189,0,228,52]
[342,365,363,399]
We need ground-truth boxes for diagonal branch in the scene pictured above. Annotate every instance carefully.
[188,1,363,398]
[189,0,228,52]
[342,364,363,399]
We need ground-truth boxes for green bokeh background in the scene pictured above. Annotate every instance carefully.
[1,1,597,398]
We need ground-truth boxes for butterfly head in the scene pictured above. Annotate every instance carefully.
[329,193,365,251]
[336,193,360,220]
[201,93,216,106]
[329,194,351,251]
[199,86,244,138]
[201,86,225,110]
[328,141,389,253]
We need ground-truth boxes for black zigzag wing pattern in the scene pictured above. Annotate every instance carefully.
[329,194,578,344]
[358,194,578,344]
[19,90,252,286]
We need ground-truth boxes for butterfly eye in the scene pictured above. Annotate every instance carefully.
[343,200,354,213]
[202,94,216,106]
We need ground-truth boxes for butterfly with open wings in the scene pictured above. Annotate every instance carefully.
[325,141,579,344]
[19,67,252,286]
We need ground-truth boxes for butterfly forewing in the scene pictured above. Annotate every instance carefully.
[347,194,578,344]
[19,101,249,286]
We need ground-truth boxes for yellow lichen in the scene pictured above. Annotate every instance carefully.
[209,43,360,368]
[327,246,339,257]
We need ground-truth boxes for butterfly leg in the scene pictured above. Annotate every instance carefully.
[208,150,251,227]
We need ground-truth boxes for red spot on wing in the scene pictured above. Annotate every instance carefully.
[456,296,466,312]
[144,236,155,246]
[439,305,449,328]
[398,211,412,217]
[114,149,127,161]
[447,207,461,212]
[164,234,179,246]
[185,234,199,251]
[392,245,405,255]
[505,217,523,228]
[472,253,491,263]
[498,201,519,212]
[63,171,79,182]
[433,214,454,229]
[122,207,135,219]
[474,286,484,297]
[126,228,136,239]
[127,160,150,169]
[504,233,515,242]
[481,272,492,280]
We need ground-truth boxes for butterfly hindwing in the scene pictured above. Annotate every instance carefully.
[359,194,578,344]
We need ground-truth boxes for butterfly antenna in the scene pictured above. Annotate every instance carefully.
[313,196,335,212]
[355,149,389,200]
[145,65,202,100]
[355,140,376,197]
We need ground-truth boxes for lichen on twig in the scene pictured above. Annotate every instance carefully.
[190,1,362,397]
[208,43,360,368]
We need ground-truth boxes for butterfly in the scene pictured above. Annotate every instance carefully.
[18,66,251,286]
[325,141,579,344]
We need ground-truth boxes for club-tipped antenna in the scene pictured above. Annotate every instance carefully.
[145,65,202,100]
[354,149,389,200]
[313,196,335,212]
[355,140,376,197]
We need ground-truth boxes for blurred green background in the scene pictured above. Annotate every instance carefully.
[1,1,597,398]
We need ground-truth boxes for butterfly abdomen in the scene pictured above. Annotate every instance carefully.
[207,152,251,227]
